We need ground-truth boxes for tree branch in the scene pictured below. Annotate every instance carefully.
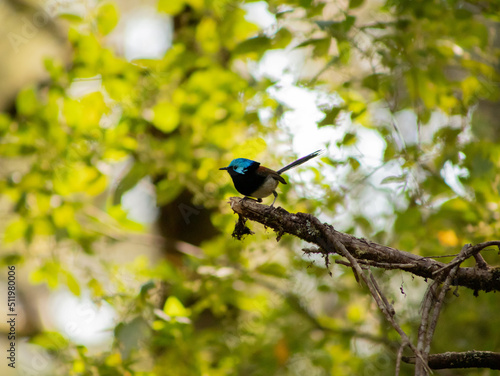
[230,198,434,372]
[229,198,500,373]
[403,351,500,370]
[228,198,500,293]
[415,244,468,374]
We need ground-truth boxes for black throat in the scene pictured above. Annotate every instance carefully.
[227,166,267,197]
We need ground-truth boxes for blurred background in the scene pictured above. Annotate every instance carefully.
[0,0,499,375]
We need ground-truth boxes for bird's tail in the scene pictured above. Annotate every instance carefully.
[277,149,323,175]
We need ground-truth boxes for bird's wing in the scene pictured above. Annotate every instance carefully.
[256,166,287,184]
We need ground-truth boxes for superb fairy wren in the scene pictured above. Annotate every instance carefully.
[220,150,323,206]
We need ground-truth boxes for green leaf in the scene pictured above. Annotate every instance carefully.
[52,204,75,228]
[362,74,381,91]
[16,87,38,116]
[0,254,23,266]
[44,58,65,80]
[164,296,190,317]
[30,261,60,289]
[256,263,287,278]
[295,38,331,57]
[380,175,406,185]
[318,107,342,127]
[273,28,293,49]
[152,101,180,133]
[156,178,184,205]
[30,332,69,351]
[63,270,81,296]
[80,91,108,126]
[348,157,360,170]
[196,17,220,53]
[97,3,119,35]
[63,98,84,127]
[4,218,27,243]
[107,205,144,231]
[115,317,150,359]
[383,143,397,162]
[113,161,148,205]
[316,16,355,41]
[362,21,390,30]
[338,40,351,64]
[88,278,105,297]
[139,280,156,300]
[339,132,357,146]
[458,21,488,49]
[58,13,84,22]
[158,0,185,15]
[349,0,364,9]
[233,36,272,57]
[306,2,326,17]
[353,216,372,233]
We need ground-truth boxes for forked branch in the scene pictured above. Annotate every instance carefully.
[228,197,500,374]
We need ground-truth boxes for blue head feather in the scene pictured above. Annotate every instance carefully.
[228,158,259,174]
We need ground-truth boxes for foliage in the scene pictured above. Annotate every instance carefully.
[1,0,499,375]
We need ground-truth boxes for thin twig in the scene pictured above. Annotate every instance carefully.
[335,259,369,269]
[370,271,395,317]
[470,240,500,253]
[417,244,477,374]
[419,254,459,259]
[424,266,458,352]
[315,224,431,374]
[424,245,470,355]
[432,241,499,275]
[396,341,409,376]
[416,281,438,373]
[336,259,417,270]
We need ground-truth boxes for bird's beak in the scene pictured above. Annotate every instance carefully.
[219,167,228,171]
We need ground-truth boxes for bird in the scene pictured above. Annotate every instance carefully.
[219,150,323,206]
